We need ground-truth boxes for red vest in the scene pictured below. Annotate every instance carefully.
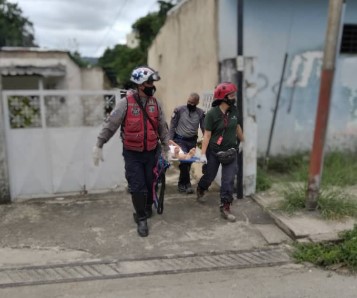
[123,93,159,152]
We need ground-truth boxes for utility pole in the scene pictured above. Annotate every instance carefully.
[236,0,244,199]
[306,0,345,210]
[0,71,11,204]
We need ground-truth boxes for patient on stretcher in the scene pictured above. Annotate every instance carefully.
[169,140,196,160]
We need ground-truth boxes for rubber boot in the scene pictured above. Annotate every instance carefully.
[131,192,149,237]
[133,193,153,223]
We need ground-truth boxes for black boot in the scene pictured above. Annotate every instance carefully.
[137,219,148,237]
[133,206,152,224]
[133,193,153,223]
[131,192,149,237]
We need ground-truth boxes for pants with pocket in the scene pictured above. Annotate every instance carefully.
[197,146,237,203]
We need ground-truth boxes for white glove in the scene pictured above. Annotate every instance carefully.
[200,154,207,164]
[92,146,104,166]
[238,142,244,153]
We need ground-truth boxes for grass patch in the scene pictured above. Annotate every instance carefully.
[277,184,357,220]
[322,152,357,187]
[257,151,357,190]
[293,225,357,273]
[256,167,272,192]
[278,184,306,214]
[319,190,357,220]
[258,153,308,176]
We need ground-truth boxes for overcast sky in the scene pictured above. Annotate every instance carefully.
[8,0,160,57]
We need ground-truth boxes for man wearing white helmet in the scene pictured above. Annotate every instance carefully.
[92,66,169,237]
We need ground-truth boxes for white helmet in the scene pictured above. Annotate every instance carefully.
[130,66,160,85]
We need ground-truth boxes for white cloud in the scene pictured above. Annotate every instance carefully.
[7,0,160,57]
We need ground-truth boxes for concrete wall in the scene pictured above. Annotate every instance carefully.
[0,50,108,91]
[148,0,219,119]
[218,0,357,156]
[81,67,109,90]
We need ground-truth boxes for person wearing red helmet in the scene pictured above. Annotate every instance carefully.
[196,82,244,222]
[92,66,169,237]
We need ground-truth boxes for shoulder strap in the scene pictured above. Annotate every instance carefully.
[132,93,159,137]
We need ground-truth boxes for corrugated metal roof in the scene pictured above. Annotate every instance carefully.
[0,47,69,54]
[1,65,66,77]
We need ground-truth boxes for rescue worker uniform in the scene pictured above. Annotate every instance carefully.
[95,89,169,237]
[197,82,244,222]
[197,105,240,202]
[169,105,205,193]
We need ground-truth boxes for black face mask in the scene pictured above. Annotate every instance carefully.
[187,104,197,112]
[224,98,236,106]
[143,85,156,96]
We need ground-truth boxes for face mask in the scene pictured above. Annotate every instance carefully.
[187,104,197,112]
[225,98,236,106]
[143,85,156,96]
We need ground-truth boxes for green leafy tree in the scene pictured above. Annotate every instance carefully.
[0,0,36,47]
[98,0,175,88]
[99,45,146,87]
[133,0,174,53]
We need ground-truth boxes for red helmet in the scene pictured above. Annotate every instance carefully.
[213,82,237,100]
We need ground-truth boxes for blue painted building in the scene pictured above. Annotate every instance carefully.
[219,0,357,156]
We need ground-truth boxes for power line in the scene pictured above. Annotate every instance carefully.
[92,0,129,57]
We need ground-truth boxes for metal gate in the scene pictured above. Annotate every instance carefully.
[2,89,126,200]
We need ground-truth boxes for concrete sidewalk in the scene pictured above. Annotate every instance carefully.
[253,186,357,243]
[0,166,291,268]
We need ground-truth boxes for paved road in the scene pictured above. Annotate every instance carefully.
[1,264,356,298]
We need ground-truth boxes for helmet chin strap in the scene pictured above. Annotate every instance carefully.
[136,85,146,97]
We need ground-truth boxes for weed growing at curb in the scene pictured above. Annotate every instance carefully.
[277,184,357,220]
[256,167,272,192]
[322,152,357,187]
[277,183,305,213]
[318,190,357,220]
[293,225,357,273]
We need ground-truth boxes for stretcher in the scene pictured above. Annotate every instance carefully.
[152,154,202,215]
[169,156,201,163]
[152,156,170,214]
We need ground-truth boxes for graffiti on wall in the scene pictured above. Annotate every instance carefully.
[340,58,357,127]
[286,51,323,87]
[246,50,357,153]
[286,51,357,124]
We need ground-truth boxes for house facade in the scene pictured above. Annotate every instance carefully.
[0,48,124,202]
[148,0,357,194]
[0,47,111,91]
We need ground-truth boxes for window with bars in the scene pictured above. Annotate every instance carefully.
[340,24,357,54]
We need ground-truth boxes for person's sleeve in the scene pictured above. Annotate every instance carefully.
[169,107,180,140]
[96,98,127,148]
[199,109,205,134]
[204,110,213,131]
[157,102,170,152]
